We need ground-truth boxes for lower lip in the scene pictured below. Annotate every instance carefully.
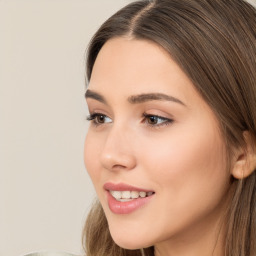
[106,191,154,214]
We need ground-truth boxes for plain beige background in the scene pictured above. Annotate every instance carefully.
[0,1,132,256]
[1,0,256,256]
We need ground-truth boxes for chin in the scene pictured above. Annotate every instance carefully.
[108,223,154,250]
[111,235,147,250]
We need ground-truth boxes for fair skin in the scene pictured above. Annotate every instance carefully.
[84,37,232,256]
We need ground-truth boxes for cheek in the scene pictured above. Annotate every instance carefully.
[139,122,229,207]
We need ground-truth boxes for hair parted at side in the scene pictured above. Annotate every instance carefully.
[83,1,256,256]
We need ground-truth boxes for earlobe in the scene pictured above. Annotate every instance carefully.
[231,131,256,179]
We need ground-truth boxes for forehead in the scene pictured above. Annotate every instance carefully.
[90,37,173,79]
[89,37,207,110]
[87,37,223,140]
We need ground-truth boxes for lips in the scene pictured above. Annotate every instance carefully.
[104,182,154,192]
[104,182,155,214]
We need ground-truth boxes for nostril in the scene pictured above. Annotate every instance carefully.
[112,164,128,170]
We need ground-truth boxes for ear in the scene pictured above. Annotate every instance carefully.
[231,131,256,179]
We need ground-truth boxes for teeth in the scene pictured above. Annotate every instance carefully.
[139,191,146,198]
[131,191,139,199]
[122,191,131,199]
[110,190,154,201]
[118,198,132,202]
[110,191,121,199]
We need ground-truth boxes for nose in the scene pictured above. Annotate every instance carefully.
[100,124,136,172]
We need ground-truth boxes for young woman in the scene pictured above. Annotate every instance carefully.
[82,0,256,255]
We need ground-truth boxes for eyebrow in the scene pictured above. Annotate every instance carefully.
[128,93,185,105]
[85,89,107,104]
[85,89,185,106]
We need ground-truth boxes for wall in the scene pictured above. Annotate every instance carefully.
[0,1,131,256]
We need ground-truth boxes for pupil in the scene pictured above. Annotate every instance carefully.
[98,115,105,123]
[149,116,157,124]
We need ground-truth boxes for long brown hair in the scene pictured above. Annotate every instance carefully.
[82,1,256,255]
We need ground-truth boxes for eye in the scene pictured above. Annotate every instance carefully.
[87,113,112,126]
[143,113,173,127]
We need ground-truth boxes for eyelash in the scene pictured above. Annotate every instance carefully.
[86,112,174,128]
[86,113,111,127]
[142,113,173,128]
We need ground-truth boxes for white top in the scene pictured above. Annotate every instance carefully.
[22,252,78,256]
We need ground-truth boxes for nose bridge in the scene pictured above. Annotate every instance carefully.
[100,122,136,171]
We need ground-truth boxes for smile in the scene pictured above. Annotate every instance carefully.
[110,190,154,202]
[104,183,155,214]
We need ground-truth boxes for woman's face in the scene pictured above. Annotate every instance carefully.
[84,38,231,251]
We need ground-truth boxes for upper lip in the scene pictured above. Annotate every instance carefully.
[104,182,154,192]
